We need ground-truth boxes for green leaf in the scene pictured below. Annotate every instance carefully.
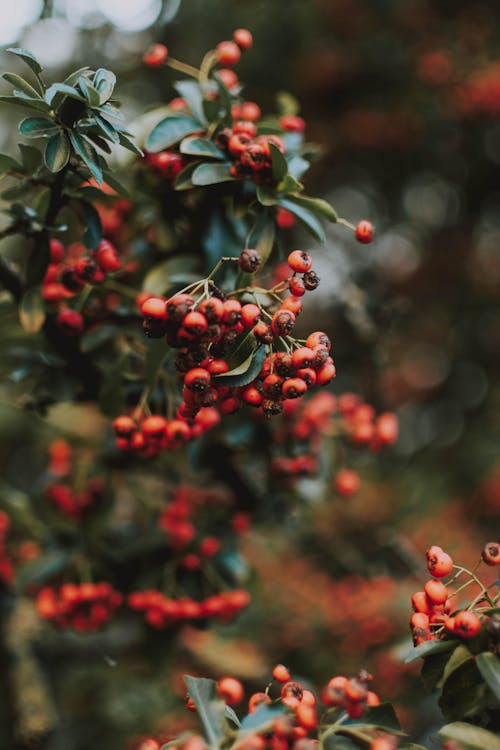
[278,174,304,194]
[180,136,225,159]
[69,131,103,183]
[19,116,58,138]
[239,704,285,733]
[174,79,207,125]
[439,658,483,721]
[2,72,42,99]
[215,345,266,387]
[142,259,174,297]
[64,67,91,87]
[439,722,500,750]
[0,153,22,174]
[93,113,120,143]
[251,213,276,266]
[276,91,300,116]
[99,102,125,122]
[224,705,241,728]
[19,287,45,333]
[346,703,403,734]
[184,675,225,749]
[7,47,43,76]
[174,160,201,190]
[85,131,112,154]
[117,130,143,157]
[404,638,457,663]
[192,162,235,186]
[256,184,278,206]
[421,650,452,692]
[212,72,234,127]
[80,200,103,249]
[92,68,116,103]
[439,645,473,687]
[102,170,129,197]
[0,95,50,113]
[80,324,121,353]
[78,77,101,107]
[286,193,338,222]
[44,132,71,172]
[26,235,51,286]
[476,652,500,703]
[269,142,288,182]
[32,187,51,219]
[277,197,326,242]
[45,83,87,105]
[146,115,201,152]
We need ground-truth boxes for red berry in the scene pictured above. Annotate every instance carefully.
[217,676,244,705]
[288,250,312,273]
[238,102,261,122]
[143,44,168,67]
[218,69,239,88]
[482,542,500,565]
[454,610,481,639]
[233,28,253,50]
[215,41,241,67]
[272,664,291,682]
[426,545,454,578]
[424,579,448,605]
[334,469,360,497]
[355,220,374,244]
[279,115,306,132]
[141,297,167,320]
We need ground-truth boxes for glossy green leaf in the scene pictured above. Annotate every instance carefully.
[269,141,288,182]
[19,287,45,333]
[278,197,325,242]
[7,47,43,76]
[80,200,103,249]
[347,703,402,734]
[278,174,304,194]
[2,72,42,99]
[476,651,500,703]
[174,79,207,124]
[438,722,500,750]
[0,153,22,173]
[239,704,285,733]
[215,345,266,387]
[192,162,235,186]
[184,676,225,749]
[0,94,50,113]
[93,113,120,143]
[146,115,201,152]
[421,650,452,692]
[142,259,172,296]
[404,638,457,663]
[19,116,58,138]
[69,131,103,184]
[212,72,233,126]
[439,645,473,687]
[19,143,42,172]
[286,193,337,222]
[45,83,87,105]
[44,132,71,172]
[250,212,276,266]
[85,131,112,154]
[174,160,202,190]
[180,136,225,159]
[78,77,101,107]
[117,130,143,157]
[256,184,278,206]
[93,68,116,103]
[439,658,483,721]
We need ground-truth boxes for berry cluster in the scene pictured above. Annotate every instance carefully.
[42,237,122,334]
[36,582,122,631]
[410,543,500,645]
[44,440,105,520]
[128,588,250,629]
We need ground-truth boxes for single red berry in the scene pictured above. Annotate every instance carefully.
[112,415,137,438]
[141,297,167,320]
[143,44,168,67]
[57,308,84,335]
[228,132,253,156]
[279,114,306,132]
[233,121,257,137]
[334,469,360,497]
[239,102,261,122]
[482,542,500,565]
[272,664,291,683]
[288,250,312,273]
[184,368,211,392]
[426,545,453,578]
[454,610,481,639]
[271,310,295,336]
[288,276,306,296]
[217,676,244,705]
[215,41,241,67]
[292,347,315,369]
[424,579,448,605]
[217,69,239,88]
[238,248,261,273]
[233,28,253,50]
[282,378,307,400]
[49,238,65,262]
[355,220,374,244]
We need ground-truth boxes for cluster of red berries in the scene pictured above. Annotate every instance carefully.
[321,670,380,719]
[128,588,250,629]
[157,484,243,569]
[43,237,122,334]
[0,510,14,587]
[36,582,122,631]
[44,478,104,520]
[410,544,500,645]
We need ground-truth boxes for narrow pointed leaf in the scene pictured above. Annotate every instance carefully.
[19,287,45,333]
[174,160,201,190]
[7,48,42,75]
[286,193,337,222]
[69,131,103,183]
[404,638,457,663]
[146,115,201,152]
[80,200,103,249]
[93,113,120,143]
[0,95,49,112]
[44,132,71,172]
[2,72,42,99]
[184,676,224,749]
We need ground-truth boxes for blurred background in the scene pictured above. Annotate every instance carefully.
[1,0,500,748]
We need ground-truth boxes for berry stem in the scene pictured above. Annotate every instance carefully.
[166,57,201,80]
